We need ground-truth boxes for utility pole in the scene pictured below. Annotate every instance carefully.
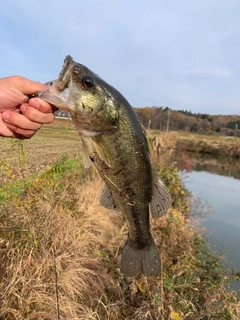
[166,108,171,134]
[235,123,238,139]
[148,119,151,133]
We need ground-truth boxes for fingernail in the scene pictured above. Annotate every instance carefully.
[29,99,40,109]
[2,112,10,121]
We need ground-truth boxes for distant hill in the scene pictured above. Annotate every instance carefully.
[134,107,240,136]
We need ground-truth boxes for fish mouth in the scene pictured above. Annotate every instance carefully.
[35,56,76,111]
[37,81,69,110]
[56,55,74,90]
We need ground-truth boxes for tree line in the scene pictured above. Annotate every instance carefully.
[134,106,240,136]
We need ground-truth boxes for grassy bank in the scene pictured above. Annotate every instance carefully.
[0,127,240,319]
[148,131,240,160]
[177,138,240,159]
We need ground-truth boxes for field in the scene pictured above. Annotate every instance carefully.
[0,119,80,184]
[0,122,240,319]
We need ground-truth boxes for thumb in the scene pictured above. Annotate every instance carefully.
[4,76,47,95]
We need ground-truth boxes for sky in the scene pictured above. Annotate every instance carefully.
[1,0,240,115]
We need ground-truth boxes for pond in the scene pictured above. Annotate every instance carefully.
[176,153,240,292]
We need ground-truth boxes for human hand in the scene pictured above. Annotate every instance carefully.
[0,76,57,139]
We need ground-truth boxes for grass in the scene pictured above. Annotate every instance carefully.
[0,178,120,319]
[0,125,240,319]
[0,119,80,184]
[147,131,240,161]
[148,129,239,144]
[0,154,82,202]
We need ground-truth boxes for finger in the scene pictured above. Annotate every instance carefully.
[20,104,55,124]
[0,115,15,137]
[28,98,58,113]
[2,110,42,131]
[0,115,31,139]
[0,77,49,112]
[3,121,36,139]
[5,76,47,95]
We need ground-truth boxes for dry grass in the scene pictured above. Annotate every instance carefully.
[0,175,124,319]
[148,128,239,143]
[0,125,240,319]
[147,130,240,161]
[1,166,239,319]
[148,132,178,163]
[177,138,240,160]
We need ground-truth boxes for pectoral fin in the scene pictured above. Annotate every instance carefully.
[150,168,172,219]
[79,138,93,169]
[92,135,113,168]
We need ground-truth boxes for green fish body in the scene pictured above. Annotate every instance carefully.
[36,56,171,277]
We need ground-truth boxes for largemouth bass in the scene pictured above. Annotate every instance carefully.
[35,56,171,277]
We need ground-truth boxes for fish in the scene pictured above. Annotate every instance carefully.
[34,55,171,277]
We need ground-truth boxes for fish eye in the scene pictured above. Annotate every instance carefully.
[81,76,94,89]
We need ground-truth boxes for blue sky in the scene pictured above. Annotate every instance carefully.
[1,0,239,115]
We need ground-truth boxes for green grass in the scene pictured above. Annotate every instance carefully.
[0,154,83,202]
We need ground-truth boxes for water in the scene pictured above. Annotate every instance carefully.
[177,154,240,291]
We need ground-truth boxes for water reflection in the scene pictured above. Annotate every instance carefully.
[176,152,240,291]
[176,151,240,180]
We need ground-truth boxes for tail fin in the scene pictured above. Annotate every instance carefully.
[120,236,160,277]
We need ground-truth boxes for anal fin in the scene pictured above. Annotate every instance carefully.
[150,168,172,220]
[100,185,119,211]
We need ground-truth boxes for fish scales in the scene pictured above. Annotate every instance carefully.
[92,105,152,246]
[34,55,172,277]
